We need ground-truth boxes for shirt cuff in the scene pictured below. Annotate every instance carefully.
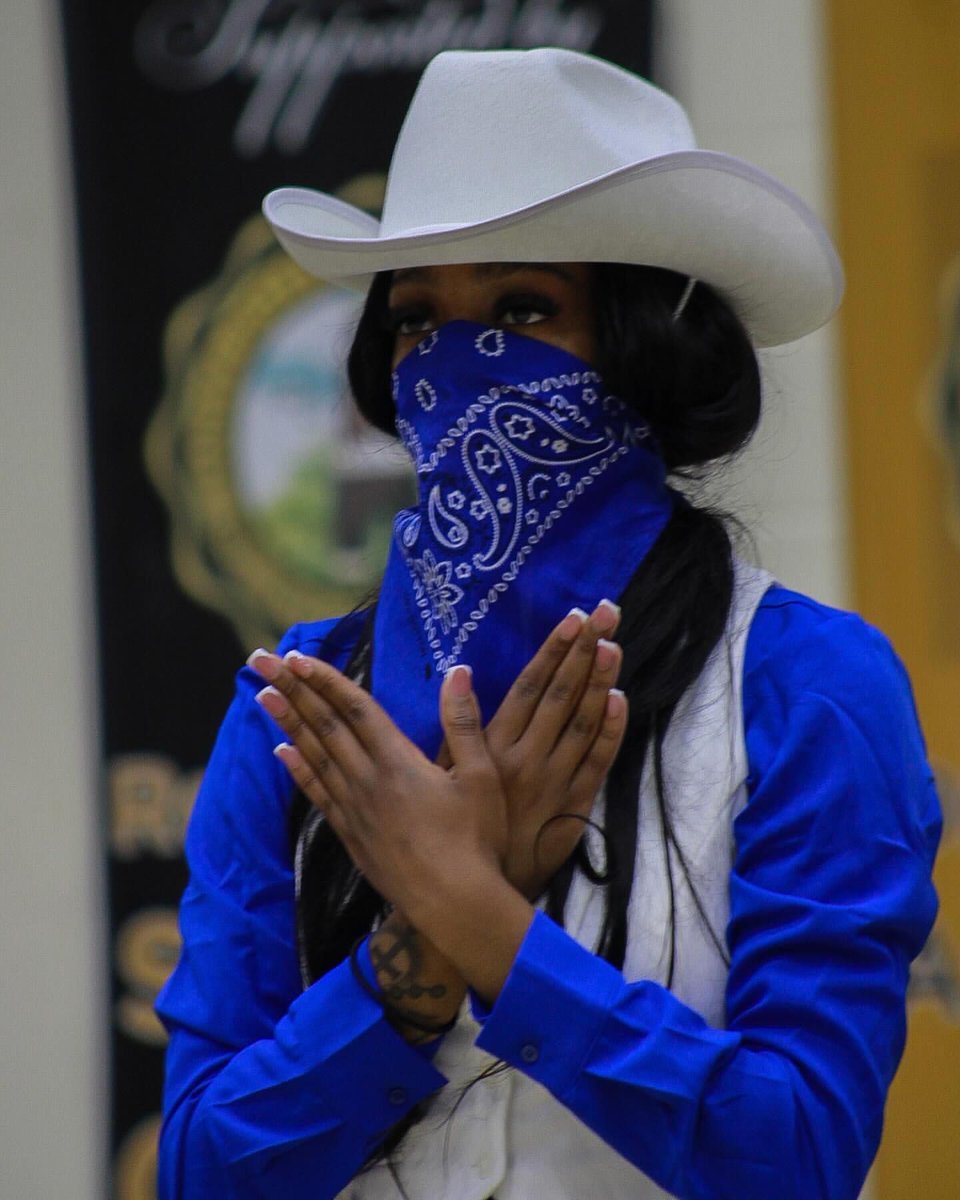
[285,951,449,1133]
[475,910,623,1098]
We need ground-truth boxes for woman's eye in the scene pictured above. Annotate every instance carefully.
[497,294,558,326]
[386,308,434,336]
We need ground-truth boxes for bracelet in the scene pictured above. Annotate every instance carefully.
[349,937,458,1038]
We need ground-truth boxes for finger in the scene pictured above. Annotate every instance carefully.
[485,607,587,747]
[486,593,621,748]
[249,650,322,716]
[569,688,629,799]
[256,684,352,799]
[273,742,361,863]
[439,665,494,779]
[250,652,371,798]
[281,649,405,759]
[250,649,381,788]
[549,637,623,775]
[519,599,621,754]
[273,740,339,819]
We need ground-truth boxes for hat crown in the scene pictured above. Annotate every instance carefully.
[262,48,843,346]
[380,48,696,237]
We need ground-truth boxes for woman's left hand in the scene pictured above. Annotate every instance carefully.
[251,650,510,924]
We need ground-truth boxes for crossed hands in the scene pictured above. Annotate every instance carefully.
[249,600,626,1011]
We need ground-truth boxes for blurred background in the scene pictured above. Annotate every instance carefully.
[1,1,957,1196]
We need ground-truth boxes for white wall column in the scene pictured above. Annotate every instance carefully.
[0,3,106,1198]
[657,0,850,607]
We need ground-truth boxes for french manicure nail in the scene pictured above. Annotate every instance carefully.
[596,638,619,669]
[284,649,312,676]
[558,607,588,639]
[592,598,621,634]
[445,663,473,696]
[255,685,287,715]
[247,648,279,680]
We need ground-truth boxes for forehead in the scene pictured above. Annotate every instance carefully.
[389,262,587,287]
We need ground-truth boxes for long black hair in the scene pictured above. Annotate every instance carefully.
[292,262,761,983]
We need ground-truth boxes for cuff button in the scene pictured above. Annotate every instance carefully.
[520,1043,539,1064]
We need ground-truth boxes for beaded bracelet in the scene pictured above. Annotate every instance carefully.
[349,937,458,1039]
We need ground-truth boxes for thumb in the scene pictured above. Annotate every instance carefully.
[440,665,490,775]
[434,738,453,770]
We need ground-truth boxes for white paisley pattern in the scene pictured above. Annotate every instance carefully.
[411,549,464,635]
[392,327,652,675]
[415,378,438,412]
[475,327,506,357]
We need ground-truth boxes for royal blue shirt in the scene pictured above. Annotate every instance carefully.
[156,585,940,1200]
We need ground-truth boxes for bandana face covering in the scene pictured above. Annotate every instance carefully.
[372,321,674,756]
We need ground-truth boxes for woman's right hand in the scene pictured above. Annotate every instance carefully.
[467,601,627,900]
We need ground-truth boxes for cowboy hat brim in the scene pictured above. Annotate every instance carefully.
[263,149,843,349]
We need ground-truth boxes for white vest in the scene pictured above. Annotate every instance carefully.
[338,564,773,1200]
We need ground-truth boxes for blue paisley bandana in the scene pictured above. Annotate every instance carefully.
[371,321,674,756]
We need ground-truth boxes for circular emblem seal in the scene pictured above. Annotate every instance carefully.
[145,176,414,648]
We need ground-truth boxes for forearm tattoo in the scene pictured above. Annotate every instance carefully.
[370,921,447,1002]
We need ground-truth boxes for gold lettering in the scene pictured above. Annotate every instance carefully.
[114,908,182,1047]
[110,754,202,859]
[114,1113,161,1200]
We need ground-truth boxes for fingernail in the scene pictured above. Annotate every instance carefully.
[592,598,621,633]
[273,741,294,760]
[255,685,288,716]
[595,638,619,670]
[248,648,279,680]
[607,687,626,716]
[283,649,311,676]
[558,607,588,639]
[445,663,473,696]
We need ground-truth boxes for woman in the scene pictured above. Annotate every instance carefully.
[157,49,941,1200]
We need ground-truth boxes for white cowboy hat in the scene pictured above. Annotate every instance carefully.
[263,47,843,347]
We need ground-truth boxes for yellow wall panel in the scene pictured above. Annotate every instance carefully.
[828,3,960,1196]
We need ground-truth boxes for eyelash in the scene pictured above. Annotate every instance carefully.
[384,292,559,336]
[383,305,430,336]
[498,292,559,325]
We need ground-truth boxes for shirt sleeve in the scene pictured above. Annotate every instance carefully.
[476,587,941,1200]
[156,618,447,1200]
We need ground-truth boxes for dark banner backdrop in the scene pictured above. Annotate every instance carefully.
[58,2,656,1193]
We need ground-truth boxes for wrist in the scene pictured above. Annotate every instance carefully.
[364,917,466,1041]
[405,858,536,1006]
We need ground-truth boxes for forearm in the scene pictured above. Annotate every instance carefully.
[473,912,885,1200]
[400,857,537,1006]
[368,909,467,1038]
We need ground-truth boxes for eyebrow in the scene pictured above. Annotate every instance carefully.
[390,262,580,286]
